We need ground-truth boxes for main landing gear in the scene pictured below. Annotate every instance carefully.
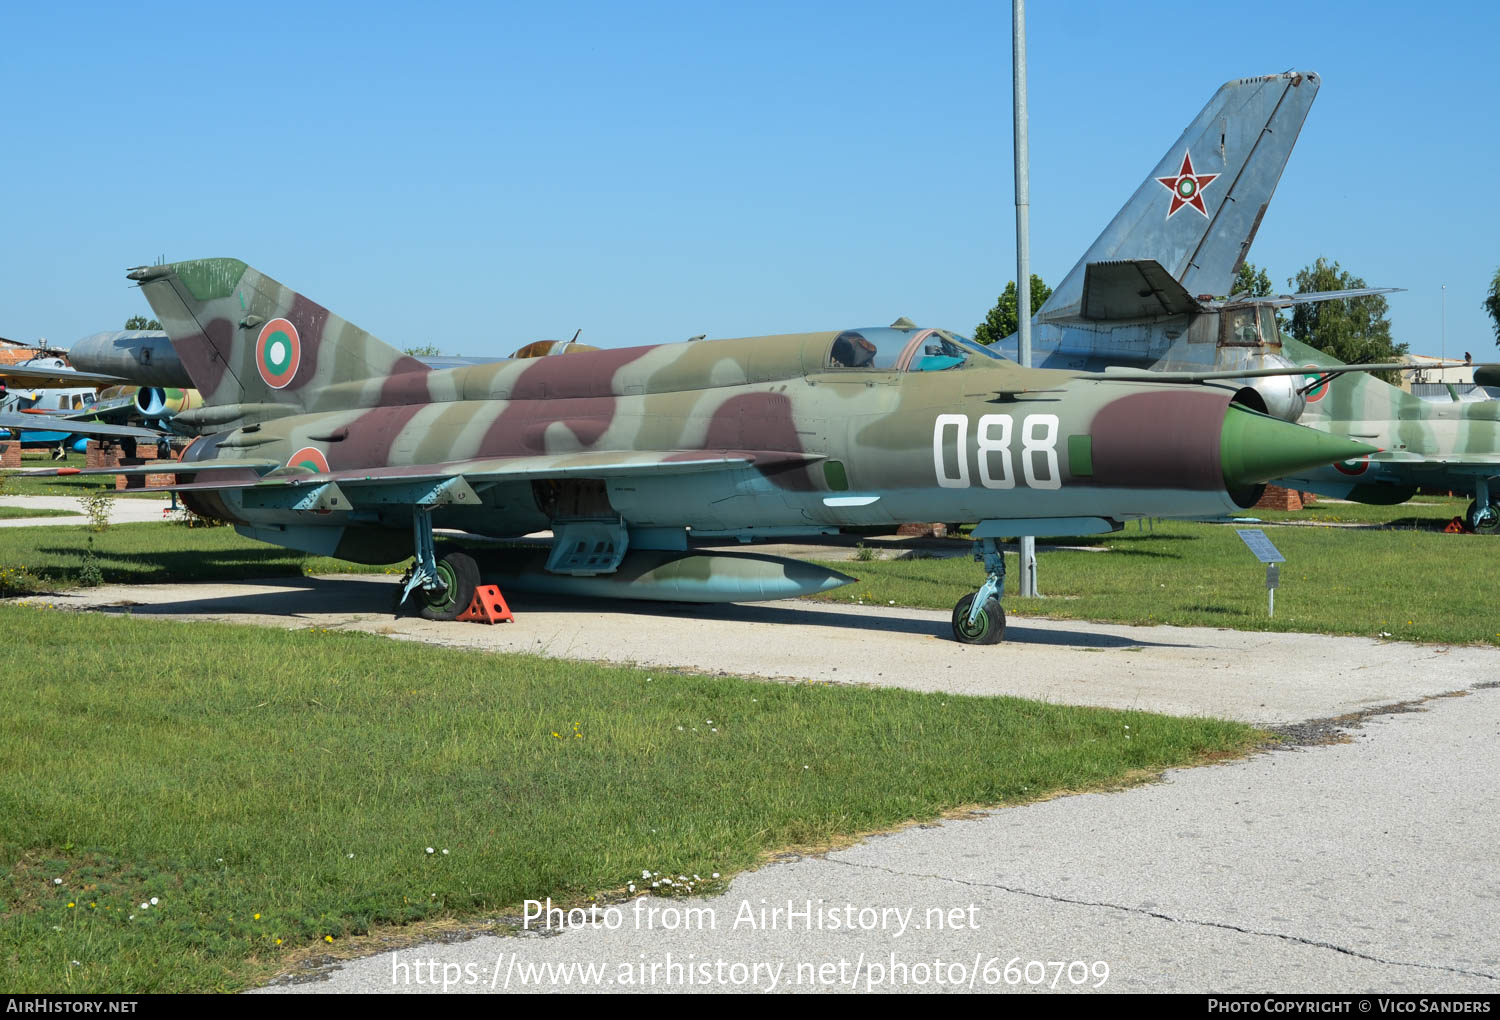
[398,507,479,621]
[1468,477,1499,535]
[952,537,1007,644]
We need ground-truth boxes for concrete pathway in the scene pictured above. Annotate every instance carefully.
[48,574,1500,726]
[256,685,1500,994]
[0,493,172,527]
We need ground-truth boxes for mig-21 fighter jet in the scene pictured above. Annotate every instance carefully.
[21,259,1378,642]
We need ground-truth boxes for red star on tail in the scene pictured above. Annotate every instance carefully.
[1155,150,1219,218]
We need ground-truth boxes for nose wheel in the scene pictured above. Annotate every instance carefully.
[1469,478,1499,535]
[1467,500,1500,535]
[953,592,1006,644]
[952,536,1008,644]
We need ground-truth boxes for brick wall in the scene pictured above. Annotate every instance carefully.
[1253,486,1320,512]
[86,441,162,470]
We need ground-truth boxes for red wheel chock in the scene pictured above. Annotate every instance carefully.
[1444,516,1471,534]
[457,585,514,624]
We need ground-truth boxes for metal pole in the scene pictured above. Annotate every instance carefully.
[1441,283,1446,384]
[1013,0,1038,597]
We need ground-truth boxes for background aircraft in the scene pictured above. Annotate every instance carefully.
[26,258,1375,643]
[0,353,142,456]
[1274,338,1500,531]
[990,70,1497,530]
[1,328,515,454]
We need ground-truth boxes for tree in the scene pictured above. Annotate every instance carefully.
[403,344,442,356]
[124,315,162,330]
[1286,257,1406,380]
[974,274,1052,346]
[1232,261,1273,298]
[1484,267,1500,346]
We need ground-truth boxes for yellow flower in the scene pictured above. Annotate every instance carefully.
[253,913,261,920]
[324,935,334,943]
[67,903,74,908]
[275,938,282,945]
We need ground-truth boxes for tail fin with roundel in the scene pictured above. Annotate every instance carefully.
[126,258,429,424]
[1037,71,1321,325]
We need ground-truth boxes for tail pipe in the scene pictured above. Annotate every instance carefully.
[135,387,202,421]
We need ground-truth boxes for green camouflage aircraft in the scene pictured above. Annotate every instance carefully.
[26,259,1379,642]
[1272,337,1500,531]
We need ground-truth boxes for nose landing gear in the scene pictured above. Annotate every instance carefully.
[1469,478,1499,535]
[952,537,1007,644]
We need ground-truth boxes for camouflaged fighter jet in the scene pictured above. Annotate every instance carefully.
[990,69,1495,530]
[26,258,1378,643]
[1268,338,1500,531]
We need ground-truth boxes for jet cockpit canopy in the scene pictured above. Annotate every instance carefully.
[827,326,1006,373]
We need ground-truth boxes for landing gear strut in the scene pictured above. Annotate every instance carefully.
[398,507,479,620]
[952,537,1007,644]
[1468,477,1499,535]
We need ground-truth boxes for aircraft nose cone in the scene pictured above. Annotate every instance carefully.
[1219,404,1377,489]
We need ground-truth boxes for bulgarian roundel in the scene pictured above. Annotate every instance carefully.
[1302,366,1329,403]
[256,318,302,389]
[1155,150,1219,219]
[288,447,330,474]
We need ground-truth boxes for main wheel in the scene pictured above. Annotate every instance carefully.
[418,551,480,621]
[1467,500,1500,535]
[952,593,1006,645]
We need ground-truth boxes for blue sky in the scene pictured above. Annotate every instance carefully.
[3,0,1496,359]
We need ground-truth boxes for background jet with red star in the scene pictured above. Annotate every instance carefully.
[988,70,1500,532]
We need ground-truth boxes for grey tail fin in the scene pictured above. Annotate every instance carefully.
[1037,70,1320,325]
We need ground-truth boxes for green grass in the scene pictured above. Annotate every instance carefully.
[0,604,1258,992]
[1252,495,1469,528]
[818,504,1499,646]
[0,506,79,520]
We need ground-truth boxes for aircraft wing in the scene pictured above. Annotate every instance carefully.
[0,413,165,441]
[0,365,130,389]
[1368,451,1500,467]
[59,395,139,422]
[1225,287,1403,308]
[101,449,822,500]
[19,460,280,479]
[1095,362,1431,384]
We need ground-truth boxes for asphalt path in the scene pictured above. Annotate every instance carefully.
[0,493,172,526]
[52,574,1500,725]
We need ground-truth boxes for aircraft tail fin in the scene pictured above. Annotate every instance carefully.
[126,259,428,418]
[1038,70,1320,325]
